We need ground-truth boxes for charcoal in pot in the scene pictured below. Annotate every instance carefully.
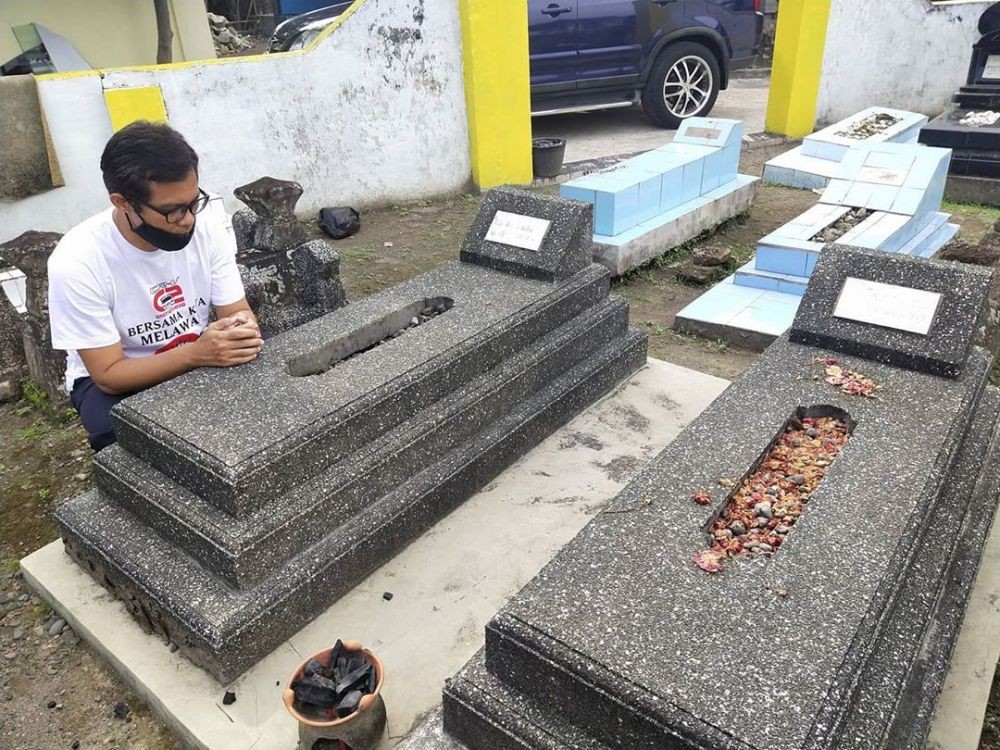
[335,662,373,696]
[327,640,344,674]
[293,674,338,708]
[304,658,325,677]
[336,689,364,718]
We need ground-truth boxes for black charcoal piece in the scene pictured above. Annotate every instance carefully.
[293,674,338,708]
[222,690,236,706]
[382,591,393,601]
[335,662,372,696]
[304,658,324,677]
[336,689,363,718]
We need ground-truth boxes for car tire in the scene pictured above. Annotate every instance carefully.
[641,41,722,129]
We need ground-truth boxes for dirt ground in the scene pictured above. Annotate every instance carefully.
[3,141,1000,750]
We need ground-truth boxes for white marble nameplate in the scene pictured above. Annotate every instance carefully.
[834,277,941,335]
[485,211,551,252]
[984,55,1000,80]
[856,166,907,186]
[686,126,722,140]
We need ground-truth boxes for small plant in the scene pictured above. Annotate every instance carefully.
[30,601,50,620]
[21,380,49,412]
[17,423,48,441]
[0,559,19,576]
[642,320,666,336]
[59,408,79,425]
[38,488,51,501]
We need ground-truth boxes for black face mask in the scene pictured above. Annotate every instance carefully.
[124,209,195,252]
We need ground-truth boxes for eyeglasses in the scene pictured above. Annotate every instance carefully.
[133,188,211,224]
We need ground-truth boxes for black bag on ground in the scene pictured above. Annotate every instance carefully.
[318,207,361,240]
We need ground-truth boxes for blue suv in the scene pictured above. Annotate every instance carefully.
[270,1,763,128]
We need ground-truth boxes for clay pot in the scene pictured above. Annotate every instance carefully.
[282,640,386,750]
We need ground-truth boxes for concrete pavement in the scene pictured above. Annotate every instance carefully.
[531,76,770,164]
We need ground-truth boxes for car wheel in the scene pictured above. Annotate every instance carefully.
[641,41,721,129]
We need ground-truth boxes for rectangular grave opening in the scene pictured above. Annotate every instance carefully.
[809,208,874,244]
[287,296,454,377]
[836,112,902,140]
[697,405,854,570]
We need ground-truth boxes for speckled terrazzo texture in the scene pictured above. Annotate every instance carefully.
[443,333,1000,750]
[460,186,593,282]
[53,193,648,682]
[790,245,992,378]
[112,262,611,516]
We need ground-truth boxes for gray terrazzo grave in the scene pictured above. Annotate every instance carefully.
[442,251,1000,750]
[53,188,647,682]
[790,244,992,377]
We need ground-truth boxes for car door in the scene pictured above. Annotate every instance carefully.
[574,0,643,88]
[686,0,759,60]
[528,0,579,90]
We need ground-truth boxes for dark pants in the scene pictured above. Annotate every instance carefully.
[70,377,129,452]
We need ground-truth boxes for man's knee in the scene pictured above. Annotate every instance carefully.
[70,377,126,452]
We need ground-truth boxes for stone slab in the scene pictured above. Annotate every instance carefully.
[459,186,592,282]
[591,174,758,277]
[455,333,993,749]
[397,492,1000,750]
[22,358,731,750]
[112,262,611,516]
[946,173,1000,207]
[790,245,993,377]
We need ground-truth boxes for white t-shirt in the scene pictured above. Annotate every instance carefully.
[48,205,246,392]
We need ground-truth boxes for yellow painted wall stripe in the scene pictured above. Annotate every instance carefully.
[458,0,533,188]
[103,86,168,131]
[765,0,832,138]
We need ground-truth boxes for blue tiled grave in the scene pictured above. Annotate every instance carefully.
[676,142,959,349]
[560,117,759,276]
[764,107,929,190]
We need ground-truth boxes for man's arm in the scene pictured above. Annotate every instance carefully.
[215,297,258,332]
[79,316,262,395]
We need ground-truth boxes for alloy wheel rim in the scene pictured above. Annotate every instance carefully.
[662,55,713,118]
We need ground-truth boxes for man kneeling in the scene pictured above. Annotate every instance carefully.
[48,121,261,451]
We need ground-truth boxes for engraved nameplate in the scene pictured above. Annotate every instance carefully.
[856,166,907,186]
[833,277,942,335]
[685,126,722,140]
[485,211,551,252]
[984,55,1000,80]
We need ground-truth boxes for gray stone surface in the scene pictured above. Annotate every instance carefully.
[0,76,56,202]
[790,244,993,377]
[112,262,611,516]
[231,207,258,252]
[0,286,27,402]
[54,188,648,682]
[232,176,308,252]
[460,186,592,282]
[238,238,347,337]
[0,231,66,397]
[442,322,1000,748]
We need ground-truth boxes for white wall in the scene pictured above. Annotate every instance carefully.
[0,0,471,240]
[816,0,990,126]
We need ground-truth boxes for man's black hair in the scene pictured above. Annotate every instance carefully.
[100,121,199,203]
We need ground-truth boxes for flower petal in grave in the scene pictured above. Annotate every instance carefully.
[692,490,712,506]
[693,549,725,573]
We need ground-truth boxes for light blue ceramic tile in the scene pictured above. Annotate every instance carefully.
[864,148,914,172]
[759,290,805,306]
[734,272,780,291]
[819,179,851,205]
[762,164,795,187]
[559,185,595,205]
[756,247,808,276]
[701,151,722,193]
[729,303,797,336]
[659,167,684,212]
[777,280,807,296]
[890,187,924,215]
[836,147,868,176]
[844,182,874,207]
[682,160,704,203]
[804,252,820,275]
[636,174,662,224]
[866,184,900,212]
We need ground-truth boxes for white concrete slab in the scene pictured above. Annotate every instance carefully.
[21,358,731,750]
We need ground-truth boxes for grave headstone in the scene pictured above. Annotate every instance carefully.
[0,231,66,397]
[53,187,647,682]
[0,286,27,401]
[920,2,1000,179]
[558,118,759,275]
[764,106,928,189]
[232,176,348,336]
[676,143,957,349]
[441,246,1000,750]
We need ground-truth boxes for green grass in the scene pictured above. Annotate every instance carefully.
[0,558,19,575]
[942,198,1000,219]
[17,424,48,442]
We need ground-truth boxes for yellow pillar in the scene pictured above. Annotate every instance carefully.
[103,86,168,132]
[765,0,832,138]
[458,0,533,189]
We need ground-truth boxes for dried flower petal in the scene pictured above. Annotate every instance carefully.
[692,490,712,506]
[693,550,724,573]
